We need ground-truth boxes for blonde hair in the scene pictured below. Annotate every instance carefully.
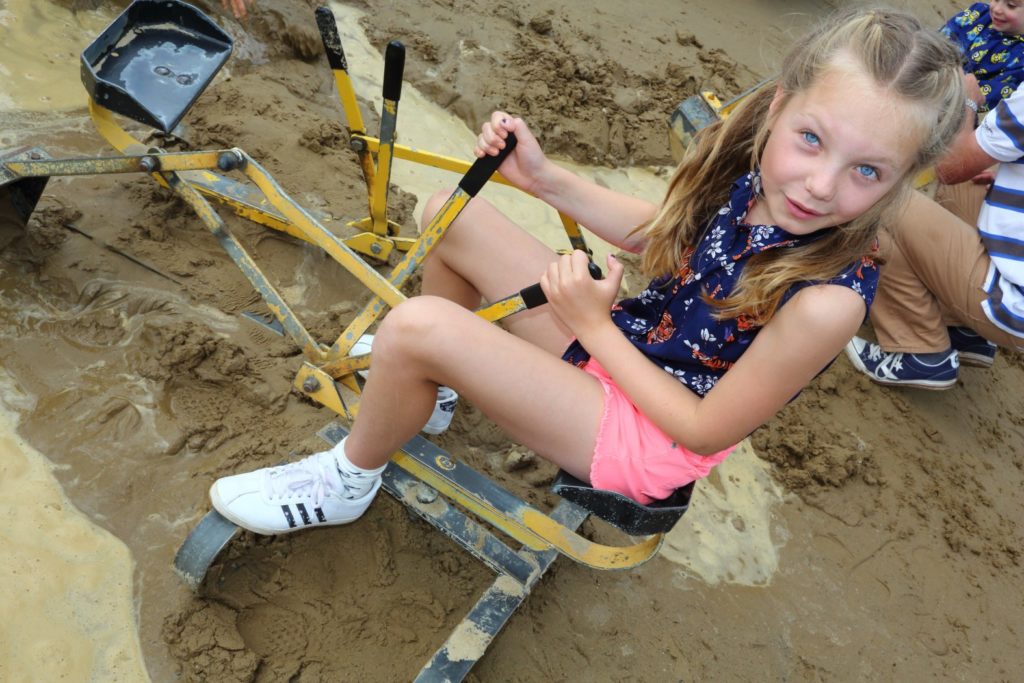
[639,8,965,325]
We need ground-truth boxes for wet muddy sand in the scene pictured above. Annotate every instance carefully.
[1,0,1022,680]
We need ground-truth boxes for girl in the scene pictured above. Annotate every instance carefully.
[209,8,966,534]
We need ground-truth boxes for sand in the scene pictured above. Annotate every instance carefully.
[0,395,148,682]
[1,0,1022,680]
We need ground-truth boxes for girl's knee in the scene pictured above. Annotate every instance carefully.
[419,188,499,236]
[375,296,457,359]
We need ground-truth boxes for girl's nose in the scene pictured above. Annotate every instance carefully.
[805,170,837,201]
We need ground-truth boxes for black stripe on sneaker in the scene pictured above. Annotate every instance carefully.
[296,503,313,526]
[280,505,297,528]
[314,506,326,523]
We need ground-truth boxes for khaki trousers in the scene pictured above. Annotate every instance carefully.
[871,184,1024,352]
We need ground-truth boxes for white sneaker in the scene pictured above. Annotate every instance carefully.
[209,450,380,535]
[351,333,459,435]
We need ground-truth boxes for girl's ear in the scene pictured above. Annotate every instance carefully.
[768,84,786,116]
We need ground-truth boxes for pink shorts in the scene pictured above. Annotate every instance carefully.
[583,358,735,505]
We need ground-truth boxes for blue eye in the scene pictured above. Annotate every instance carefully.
[802,131,820,145]
[856,164,879,180]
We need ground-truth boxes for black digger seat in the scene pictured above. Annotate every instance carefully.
[551,471,693,536]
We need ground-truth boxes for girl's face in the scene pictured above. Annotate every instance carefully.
[747,66,921,235]
[991,0,1024,36]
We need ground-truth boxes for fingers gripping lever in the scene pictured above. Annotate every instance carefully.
[519,259,603,309]
[459,132,517,196]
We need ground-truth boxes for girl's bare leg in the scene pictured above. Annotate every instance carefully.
[208,193,606,534]
[346,191,607,476]
[417,189,574,355]
[345,296,605,480]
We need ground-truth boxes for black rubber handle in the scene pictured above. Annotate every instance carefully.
[459,132,517,197]
[520,282,547,309]
[517,259,603,310]
[315,6,347,71]
[383,41,405,102]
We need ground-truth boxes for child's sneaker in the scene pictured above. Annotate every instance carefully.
[350,333,459,434]
[209,450,380,535]
[844,336,959,390]
[422,385,458,435]
[947,326,997,368]
[350,334,374,379]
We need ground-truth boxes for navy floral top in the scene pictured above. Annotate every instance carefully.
[562,172,879,398]
[942,3,1024,112]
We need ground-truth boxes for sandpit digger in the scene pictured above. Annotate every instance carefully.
[0,2,713,680]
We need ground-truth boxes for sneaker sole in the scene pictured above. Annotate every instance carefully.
[956,351,994,368]
[862,376,958,390]
[844,342,958,390]
[208,483,363,536]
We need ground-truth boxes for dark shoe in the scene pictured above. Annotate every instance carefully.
[948,326,997,368]
[845,337,958,390]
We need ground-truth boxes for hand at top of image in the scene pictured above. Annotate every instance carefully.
[221,0,254,20]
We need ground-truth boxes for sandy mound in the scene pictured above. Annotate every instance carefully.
[2,0,1021,680]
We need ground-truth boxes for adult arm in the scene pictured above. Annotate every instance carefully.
[933,75,1024,185]
[220,0,254,19]
[542,250,865,454]
[935,105,999,185]
[476,113,657,252]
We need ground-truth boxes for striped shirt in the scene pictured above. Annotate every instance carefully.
[976,86,1024,336]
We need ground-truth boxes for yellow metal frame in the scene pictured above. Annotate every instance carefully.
[17,41,656,570]
[323,52,590,260]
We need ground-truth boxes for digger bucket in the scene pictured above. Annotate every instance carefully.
[0,147,50,242]
[81,0,233,133]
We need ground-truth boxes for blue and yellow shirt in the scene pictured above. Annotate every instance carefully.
[942,2,1024,112]
[562,172,879,398]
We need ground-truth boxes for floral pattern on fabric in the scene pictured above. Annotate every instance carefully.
[942,3,1024,111]
[562,172,880,398]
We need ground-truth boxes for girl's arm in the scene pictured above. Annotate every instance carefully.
[477,113,658,252]
[546,252,865,453]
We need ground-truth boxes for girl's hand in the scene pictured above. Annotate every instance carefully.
[540,251,624,341]
[474,111,550,194]
[221,0,254,19]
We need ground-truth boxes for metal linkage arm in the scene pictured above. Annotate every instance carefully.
[318,135,520,373]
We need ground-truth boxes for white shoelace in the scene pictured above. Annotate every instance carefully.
[872,351,905,379]
[262,452,342,508]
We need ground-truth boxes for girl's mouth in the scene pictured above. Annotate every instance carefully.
[785,197,822,219]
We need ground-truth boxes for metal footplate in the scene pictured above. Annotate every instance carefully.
[173,508,240,589]
[318,423,589,683]
[172,420,682,679]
